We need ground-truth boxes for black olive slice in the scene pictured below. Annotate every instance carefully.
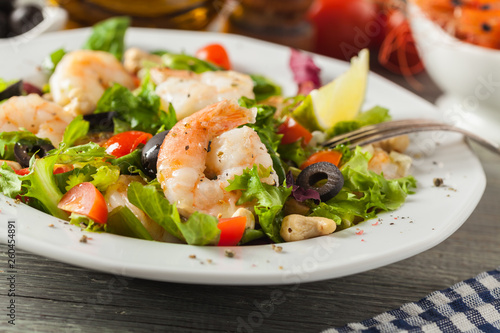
[0,80,23,100]
[296,162,344,202]
[14,141,55,168]
[83,112,117,132]
[141,130,169,178]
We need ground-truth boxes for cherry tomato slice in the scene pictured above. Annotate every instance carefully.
[53,164,74,175]
[300,150,342,169]
[102,131,153,158]
[57,182,108,224]
[277,117,313,146]
[217,216,247,246]
[14,168,30,176]
[195,43,231,70]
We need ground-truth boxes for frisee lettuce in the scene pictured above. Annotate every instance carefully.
[226,165,292,243]
[310,147,416,230]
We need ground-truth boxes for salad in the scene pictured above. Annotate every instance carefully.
[0,17,416,247]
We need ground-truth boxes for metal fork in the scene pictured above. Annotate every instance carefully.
[322,118,500,154]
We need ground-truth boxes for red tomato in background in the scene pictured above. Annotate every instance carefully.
[57,182,108,224]
[377,10,424,75]
[195,43,232,70]
[102,131,152,158]
[308,0,384,60]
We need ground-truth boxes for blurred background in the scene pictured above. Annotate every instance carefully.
[1,0,499,102]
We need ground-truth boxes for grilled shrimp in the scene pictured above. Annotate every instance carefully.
[364,144,412,180]
[0,94,73,146]
[150,68,255,120]
[104,175,181,243]
[50,50,135,115]
[157,100,278,218]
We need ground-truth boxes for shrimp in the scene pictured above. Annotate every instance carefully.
[364,145,412,180]
[0,94,73,147]
[123,47,162,75]
[150,67,255,120]
[157,100,278,218]
[104,175,181,243]
[50,50,135,115]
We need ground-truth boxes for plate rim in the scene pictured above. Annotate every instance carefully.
[0,27,487,285]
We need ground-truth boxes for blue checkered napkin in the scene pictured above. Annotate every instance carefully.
[323,267,500,333]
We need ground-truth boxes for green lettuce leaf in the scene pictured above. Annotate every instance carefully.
[127,182,222,245]
[239,97,286,184]
[0,131,52,160]
[0,162,22,197]
[83,16,130,60]
[239,229,265,244]
[106,206,153,240]
[161,53,222,73]
[226,165,291,243]
[278,140,310,167]
[61,115,89,147]
[310,147,416,230]
[0,78,17,93]
[0,141,115,219]
[328,106,392,137]
[41,48,66,74]
[95,75,176,135]
[250,74,282,102]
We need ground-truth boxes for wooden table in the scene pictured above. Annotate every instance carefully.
[1,68,499,333]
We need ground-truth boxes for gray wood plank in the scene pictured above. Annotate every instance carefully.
[1,70,499,333]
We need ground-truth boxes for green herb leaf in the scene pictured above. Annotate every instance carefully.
[95,76,176,135]
[61,115,89,147]
[82,16,130,60]
[250,74,282,102]
[161,53,222,73]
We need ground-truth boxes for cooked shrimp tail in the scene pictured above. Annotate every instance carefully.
[157,99,278,218]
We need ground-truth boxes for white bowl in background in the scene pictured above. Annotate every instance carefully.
[0,1,67,49]
[408,2,500,143]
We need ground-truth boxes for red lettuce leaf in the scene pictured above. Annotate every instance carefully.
[286,171,320,204]
[289,48,321,96]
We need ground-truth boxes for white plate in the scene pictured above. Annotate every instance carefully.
[0,28,486,285]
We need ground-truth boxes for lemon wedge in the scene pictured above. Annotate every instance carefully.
[293,49,369,131]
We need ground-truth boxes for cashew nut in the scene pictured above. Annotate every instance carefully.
[123,47,162,75]
[280,214,336,242]
[231,208,255,230]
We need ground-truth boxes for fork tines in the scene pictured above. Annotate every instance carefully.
[322,118,500,154]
